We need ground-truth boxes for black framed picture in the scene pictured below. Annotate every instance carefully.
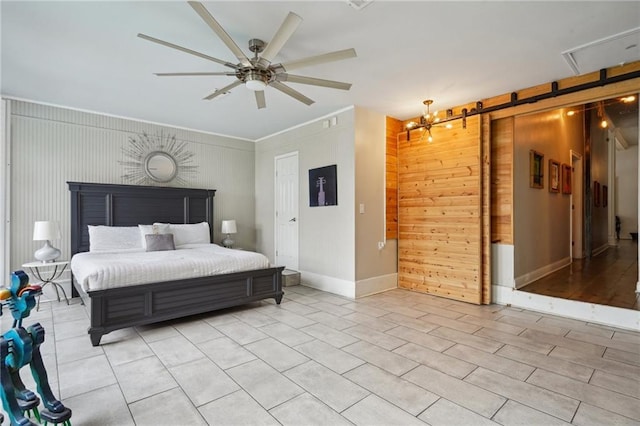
[309,164,337,207]
[529,150,544,189]
[549,159,560,193]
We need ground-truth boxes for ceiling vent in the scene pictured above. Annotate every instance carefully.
[562,27,640,75]
[346,0,373,11]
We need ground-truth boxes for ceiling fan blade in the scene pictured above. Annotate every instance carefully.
[255,91,266,109]
[271,81,314,106]
[278,48,357,72]
[257,12,303,67]
[154,72,236,77]
[138,33,238,69]
[203,80,242,100]
[277,74,352,90]
[188,1,251,67]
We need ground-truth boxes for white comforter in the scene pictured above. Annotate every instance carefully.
[71,244,270,291]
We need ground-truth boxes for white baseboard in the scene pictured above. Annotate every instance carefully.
[299,271,398,299]
[491,244,515,288]
[492,285,513,305]
[298,270,355,299]
[493,286,639,332]
[592,243,609,257]
[355,273,397,298]
[514,256,571,289]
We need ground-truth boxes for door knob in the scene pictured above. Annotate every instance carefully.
[289,217,297,222]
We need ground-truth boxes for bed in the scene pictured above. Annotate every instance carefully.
[68,182,284,346]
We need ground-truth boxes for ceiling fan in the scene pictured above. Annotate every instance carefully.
[138,1,357,109]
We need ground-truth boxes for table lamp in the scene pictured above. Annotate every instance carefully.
[33,220,61,263]
[221,220,237,248]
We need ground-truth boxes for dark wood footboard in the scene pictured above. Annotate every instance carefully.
[75,266,284,346]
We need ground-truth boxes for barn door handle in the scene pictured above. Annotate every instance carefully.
[289,217,297,222]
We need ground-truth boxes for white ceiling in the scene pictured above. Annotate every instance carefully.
[2,1,639,141]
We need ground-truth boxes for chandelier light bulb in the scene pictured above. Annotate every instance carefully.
[600,120,608,128]
[407,99,453,143]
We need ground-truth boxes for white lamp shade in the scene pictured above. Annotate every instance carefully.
[33,221,61,241]
[221,220,237,234]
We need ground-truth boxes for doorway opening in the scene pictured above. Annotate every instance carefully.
[520,94,639,311]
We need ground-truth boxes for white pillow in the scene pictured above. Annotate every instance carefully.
[138,223,171,249]
[155,222,210,247]
[88,226,143,253]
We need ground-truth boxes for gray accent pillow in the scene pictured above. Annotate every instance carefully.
[145,233,175,252]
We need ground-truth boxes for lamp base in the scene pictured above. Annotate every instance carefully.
[34,240,61,263]
[222,234,235,249]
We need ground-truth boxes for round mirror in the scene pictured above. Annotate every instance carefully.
[144,151,177,183]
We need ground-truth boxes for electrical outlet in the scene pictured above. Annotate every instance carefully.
[377,241,385,250]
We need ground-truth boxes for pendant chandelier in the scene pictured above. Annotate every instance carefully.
[405,99,452,142]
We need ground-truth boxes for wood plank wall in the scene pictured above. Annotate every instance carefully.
[393,60,639,305]
[386,117,402,239]
[397,116,484,304]
[490,117,514,244]
[481,116,491,304]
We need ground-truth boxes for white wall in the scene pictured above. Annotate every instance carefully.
[255,106,397,298]
[616,144,638,239]
[513,108,584,285]
[589,109,609,252]
[255,109,356,291]
[6,100,256,278]
[1,100,9,282]
[354,107,397,295]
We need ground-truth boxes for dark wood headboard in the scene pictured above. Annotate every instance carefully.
[68,182,216,255]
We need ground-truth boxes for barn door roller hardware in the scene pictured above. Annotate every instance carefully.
[408,67,640,141]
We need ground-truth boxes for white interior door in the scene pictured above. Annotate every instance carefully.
[275,152,299,270]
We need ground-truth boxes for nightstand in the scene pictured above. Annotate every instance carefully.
[22,260,70,310]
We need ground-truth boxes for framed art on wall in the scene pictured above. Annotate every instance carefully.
[529,150,544,189]
[549,159,560,193]
[561,163,572,194]
[309,164,338,207]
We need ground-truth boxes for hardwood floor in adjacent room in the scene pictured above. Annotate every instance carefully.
[520,239,639,310]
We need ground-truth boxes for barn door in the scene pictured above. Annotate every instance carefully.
[397,115,490,304]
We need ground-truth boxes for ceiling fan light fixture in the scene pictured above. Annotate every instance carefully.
[244,70,270,91]
[245,79,268,91]
[141,2,355,109]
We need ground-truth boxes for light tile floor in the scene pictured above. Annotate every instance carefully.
[1,286,639,425]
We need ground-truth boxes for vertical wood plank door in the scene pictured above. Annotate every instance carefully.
[397,116,484,304]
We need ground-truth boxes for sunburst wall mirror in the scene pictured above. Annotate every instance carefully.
[120,131,198,185]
